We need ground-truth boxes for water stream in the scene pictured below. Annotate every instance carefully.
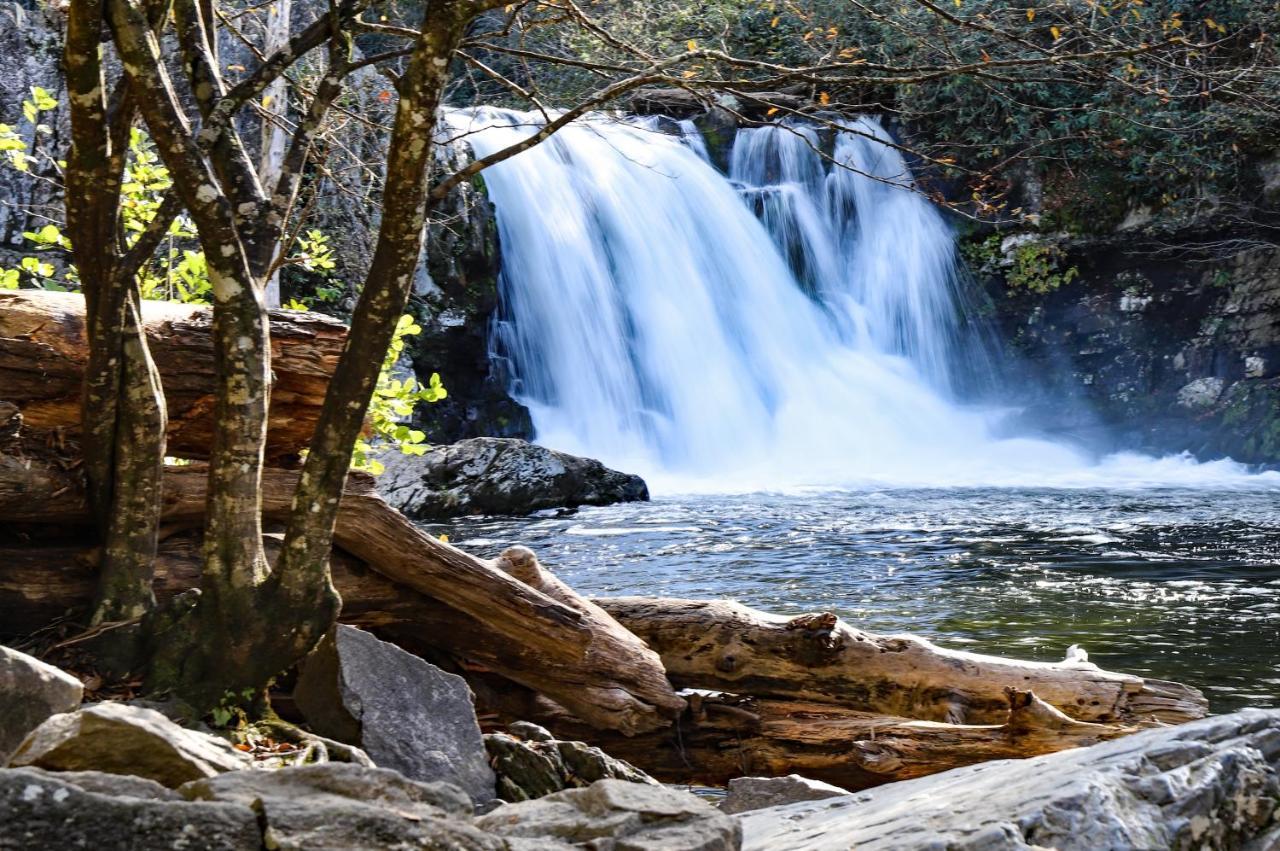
[437,108,1280,706]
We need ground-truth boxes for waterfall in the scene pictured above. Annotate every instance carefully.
[441,108,1271,491]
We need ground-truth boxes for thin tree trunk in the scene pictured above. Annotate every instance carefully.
[270,2,474,630]
[259,0,290,309]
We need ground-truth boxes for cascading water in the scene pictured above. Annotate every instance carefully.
[441,107,1274,491]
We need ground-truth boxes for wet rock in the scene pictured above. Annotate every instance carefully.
[0,644,83,762]
[379,437,648,519]
[0,766,261,850]
[738,708,1280,850]
[7,702,250,788]
[1176,376,1226,410]
[181,763,500,851]
[476,778,742,850]
[293,624,496,805]
[720,774,850,815]
[486,729,658,803]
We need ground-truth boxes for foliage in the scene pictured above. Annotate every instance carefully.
[963,234,1078,294]
[351,314,447,475]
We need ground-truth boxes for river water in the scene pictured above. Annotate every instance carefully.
[432,109,1280,713]
[422,484,1280,713]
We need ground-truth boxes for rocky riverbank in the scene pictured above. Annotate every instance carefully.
[4,635,1279,849]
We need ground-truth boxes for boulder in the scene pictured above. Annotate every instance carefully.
[0,766,261,850]
[738,708,1280,850]
[0,644,83,762]
[486,728,658,803]
[378,437,648,519]
[7,702,250,788]
[181,763,501,851]
[293,624,496,805]
[476,778,743,850]
[719,775,850,815]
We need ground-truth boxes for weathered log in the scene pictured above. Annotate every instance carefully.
[0,452,684,735]
[594,597,1208,726]
[0,289,347,461]
[0,534,1144,791]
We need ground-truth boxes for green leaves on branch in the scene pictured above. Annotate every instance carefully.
[351,314,448,475]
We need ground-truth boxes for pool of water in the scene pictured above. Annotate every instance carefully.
[420,486,1280,713]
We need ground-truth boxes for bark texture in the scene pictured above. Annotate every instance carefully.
[0,290,347,461]
[594,597,1208,726]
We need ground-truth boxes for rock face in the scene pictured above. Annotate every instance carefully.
[485,726,659,803]
[293,624,496,805]
[720,775,851,815]
[475,778,742,850]
[7,702,250,788]
[984,236,1280,465]
[738,708,1280,850]
[378,437,649,519]
[0,645,83,762]
[410,136,533,444]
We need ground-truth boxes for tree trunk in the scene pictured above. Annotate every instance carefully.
[258,0,290,310]
[0,289,347,461]
[594,597,1208,726]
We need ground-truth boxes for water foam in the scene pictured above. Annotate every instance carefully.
[441,108,1278,494]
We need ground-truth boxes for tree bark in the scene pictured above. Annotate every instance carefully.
[0,289,347,461]
[594,597,1208,726]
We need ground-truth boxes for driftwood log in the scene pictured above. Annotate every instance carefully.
[0,289,347,461]
[0,453,684,735]
[0,530,1161,790]
[594,598,1207,726]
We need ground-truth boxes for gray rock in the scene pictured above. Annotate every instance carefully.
[738,708,1280,850]
[1176,376,1226,410]
[294,624,496,804]
[7,702,250,788]
[379,437,648,519]
[181,763,500,851]
[0,644,83,763]
[486,730,658,803]
[0,766,260,850]
[720,775,850,815]
[477,778,742,850]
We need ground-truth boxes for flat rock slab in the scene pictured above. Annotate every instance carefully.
[7,702,249,788]
[0,645,82,762]
[720,775,851,815]
[294,624,496,804]
[738,708,1280,850]
[378,437,648,519]
[0,767,260,850]
[476,778,742,850]
[181,762,500,851]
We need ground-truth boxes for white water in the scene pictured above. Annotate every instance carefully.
[442,108,1278,493]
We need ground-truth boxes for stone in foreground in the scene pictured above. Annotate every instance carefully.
[0,767,260,850]
[486,728,658,802]
[294,624,496,804]
[7,702,249,788]
[181,762,499,850]
[738,709,1280,850]
[378,437,648,519]
[477,778,742,850]
[720,775,851,815]
[0,644,83,763]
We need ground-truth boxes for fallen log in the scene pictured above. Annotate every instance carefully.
[595,597,1208,726]
[0,533,1144,791]
[0,289,347,461]
[0,453,684,735]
